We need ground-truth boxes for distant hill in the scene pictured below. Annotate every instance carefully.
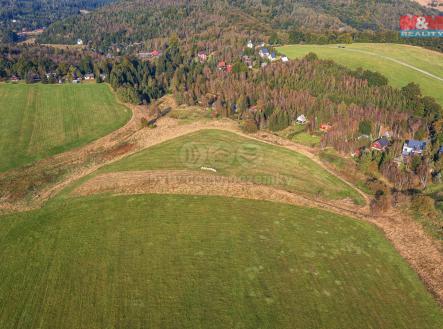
[0,0,116,31]
[38,0,434,50]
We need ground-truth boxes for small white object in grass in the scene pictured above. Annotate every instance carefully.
[200,167,217,173]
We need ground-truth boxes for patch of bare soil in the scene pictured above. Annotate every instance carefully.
[72,169,443,305]
[72,170,363,217]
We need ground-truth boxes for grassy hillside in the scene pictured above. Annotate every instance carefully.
[277,43,443,106]
[0,83,130,172]
[96,129,364,204]
[0,194,442,329]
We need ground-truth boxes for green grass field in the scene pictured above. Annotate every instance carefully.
[0,83,131,172]
[0,194,442,329]
[95,129,364,204]
[277,43,443,106]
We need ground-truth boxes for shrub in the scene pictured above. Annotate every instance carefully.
[411,195,438,219]
[117,86,140,104]
[241,120,258,133]
[370,189,392,215]
[140,117,149,128]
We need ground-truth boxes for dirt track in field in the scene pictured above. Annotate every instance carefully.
[0,95,442,306]
[72,170,365,218]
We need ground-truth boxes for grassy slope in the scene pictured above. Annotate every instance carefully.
[277,43,443,106]
[96,129,363,203]
[0,194,442,329]
[0,83,130,172]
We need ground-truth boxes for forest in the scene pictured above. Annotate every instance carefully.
[37,0,436,52]
[0,0,116,43]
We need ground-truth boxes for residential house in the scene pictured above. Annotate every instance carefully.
[138,50,161,61]
[72,78,81,84]
[217,61,232,73]
[320,123,332,132]
[138,52,151,60]
[217,61,227,71]
[296,114,307,125]
[45,72,56,79]
[198,51,208,63]
[259,48,270,58]
[30,74,41,83]
[242,55,253,68]
[10,75,20,82]
[84,73,95,81]
[150,50,161,57]
[371,137,389,152]
[402,140,427,156]
[268,52,277,61]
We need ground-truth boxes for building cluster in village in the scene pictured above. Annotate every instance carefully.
[9,72,106,84]
[193,40,289,74]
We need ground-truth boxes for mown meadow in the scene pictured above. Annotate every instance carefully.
[0,194,442,329]
[0,83,130,172]
[277,43,443,106]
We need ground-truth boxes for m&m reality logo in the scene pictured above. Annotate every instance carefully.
[400,15,443,38]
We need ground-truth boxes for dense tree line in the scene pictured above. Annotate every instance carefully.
[0,45,107,80]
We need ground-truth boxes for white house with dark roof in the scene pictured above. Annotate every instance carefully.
[259,48,270,58]
[402,140,427,156]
